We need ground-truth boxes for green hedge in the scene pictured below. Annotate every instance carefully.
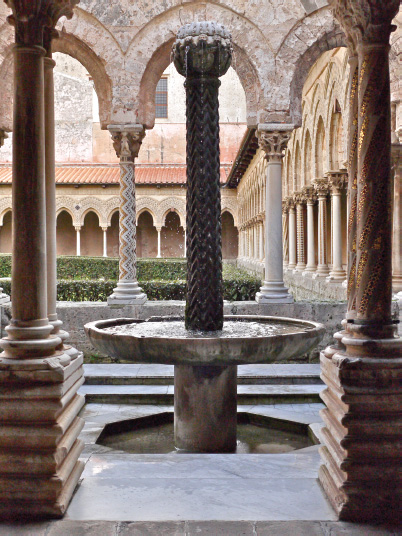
[0,255,261,302]
[0,255,187,281]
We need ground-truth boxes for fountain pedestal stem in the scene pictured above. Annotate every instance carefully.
[174,364,237,452]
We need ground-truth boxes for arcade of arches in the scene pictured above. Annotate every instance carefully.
[0,0,400,524]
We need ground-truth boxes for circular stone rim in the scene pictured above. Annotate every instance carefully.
[85,315,326,366]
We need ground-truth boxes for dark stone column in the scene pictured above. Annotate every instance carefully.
[172,22,236,453]
[173,21,231,332]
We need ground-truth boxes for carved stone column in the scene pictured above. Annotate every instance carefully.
[256,126,293,304]
[75,225,81,256]
[287,197,297,270]
[302,186,317,275]
[108,125,147,306]
[391,143,402,294]
[0,0,84,519]
[327,171,348,282]
[312,178,330,277]
[320,0,401,521]
[156,226,162,258]
[282,202,289,268]
[294,192,306,272]
[102,227,108,257]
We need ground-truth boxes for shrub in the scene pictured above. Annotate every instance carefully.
[0,255,261,302]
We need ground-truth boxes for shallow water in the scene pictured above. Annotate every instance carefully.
[99,421,311,454]
[103,320,311,339]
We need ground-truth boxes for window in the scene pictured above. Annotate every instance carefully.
[155,77,168,118]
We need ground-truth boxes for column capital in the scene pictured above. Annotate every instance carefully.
[312,177,329,198]
[293,191,307,206]
[329,0,399,48]
[302,185,317,205]
[257,124,294,162]
[108,124,145,161]
[327,170,348,194]
[284,196,295,211]
[0,130,8,148]
[5,0,79,47]
[74,225,81,232]
[391,142,402,170]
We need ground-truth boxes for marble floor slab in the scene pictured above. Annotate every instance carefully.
[67,449,336,522]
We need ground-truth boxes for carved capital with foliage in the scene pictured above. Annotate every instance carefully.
[109,124,145,162]
[5,0,79,47]
[302,185,317,205]
[327,170,348,194]
[313,177,330,198]
[257,127,293,163]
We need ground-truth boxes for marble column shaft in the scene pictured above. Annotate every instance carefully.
[327,172,347,281]
[302,186,317,274]
[255,127,293,304]
[313,178,330,277]
[0,1,84,519]
[108,125,147,306]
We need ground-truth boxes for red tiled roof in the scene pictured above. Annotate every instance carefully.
[0,164,230,185]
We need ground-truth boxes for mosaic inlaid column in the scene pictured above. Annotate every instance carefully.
[327,171,347,282]
[302,186,317,275]
[0,0,84,519]
[108,125,147,306]
[391,143,402,294]
[294,193,306,272]
[282,202,289,268]
[256,126,293,304]
[287,198,297,270]
[312,178,330,277]
[320,0,401,522]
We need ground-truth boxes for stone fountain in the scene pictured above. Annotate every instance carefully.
[85,22,325,453]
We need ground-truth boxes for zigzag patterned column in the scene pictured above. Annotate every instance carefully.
[320,0,401,521]
[172,22,237,453]
[108,125,147,306]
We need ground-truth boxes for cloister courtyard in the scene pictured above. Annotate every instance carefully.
[0,0,400,534]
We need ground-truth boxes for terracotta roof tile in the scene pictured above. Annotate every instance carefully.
[0,164,230,185]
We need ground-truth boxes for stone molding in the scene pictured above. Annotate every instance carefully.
[0,130,8,147]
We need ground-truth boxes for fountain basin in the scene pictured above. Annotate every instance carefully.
[84,315,325,366]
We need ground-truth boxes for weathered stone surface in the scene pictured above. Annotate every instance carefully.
[47,520,118,536]
[256,521,324,536]
[186,521,254,535]
[119,521,186,536]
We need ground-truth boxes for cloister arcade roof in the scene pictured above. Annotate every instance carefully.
[0,163,231,185]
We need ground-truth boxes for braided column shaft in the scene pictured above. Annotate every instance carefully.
[185,76,223,331]
[356,44,393,324]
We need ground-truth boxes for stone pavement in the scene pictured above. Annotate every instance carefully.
[0,520,399,535]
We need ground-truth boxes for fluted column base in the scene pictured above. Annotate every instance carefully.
[319,322,401,522]
[256,281,294,304]
[107,280,147,306]
[0,350,85,519]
